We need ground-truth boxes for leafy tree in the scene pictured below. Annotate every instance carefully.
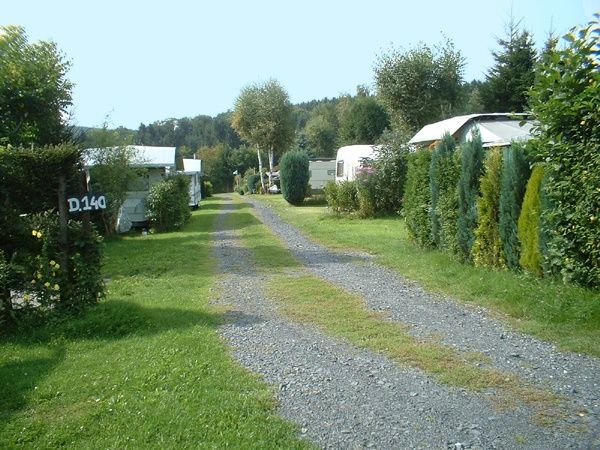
[479,19,537,113]
[527,16,600,287]
[0,25,73,146]
[371,127,410,214]
[304,103,339,157]
[232,79,295,191]
[338,93,389,145]
[279,150,310,206]
[456,133,485,262]
[374,38,465,131]
[403,149,433,248]
[472,147,505,268]
[499,143,530,270]
[198,144,235,193]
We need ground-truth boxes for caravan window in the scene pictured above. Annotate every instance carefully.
[336,160,344,177]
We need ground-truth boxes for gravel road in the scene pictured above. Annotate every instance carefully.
[212,195,600,449]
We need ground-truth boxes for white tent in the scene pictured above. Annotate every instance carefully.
[408,113,535,148]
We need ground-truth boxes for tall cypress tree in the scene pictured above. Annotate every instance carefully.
[479,19,537,113]
[429,133,458,249]
[456,133,485,262]
[499,143,530,270]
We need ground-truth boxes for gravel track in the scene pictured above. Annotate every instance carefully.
[212,195,600,449]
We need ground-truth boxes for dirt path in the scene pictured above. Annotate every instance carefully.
[212,195,600,449]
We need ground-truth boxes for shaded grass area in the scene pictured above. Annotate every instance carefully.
[251,195,600,357]
[0,198,309,449]
[228,196,564,423]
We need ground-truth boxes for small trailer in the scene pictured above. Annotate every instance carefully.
[85,145,177,232]
[334,145,378,182]
[308,158,336,192]
[182,158,203,209]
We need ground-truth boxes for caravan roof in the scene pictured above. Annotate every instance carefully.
[84,145,177,168]
[408,113,535,148]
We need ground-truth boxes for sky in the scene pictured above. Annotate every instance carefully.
[3,0,599,130]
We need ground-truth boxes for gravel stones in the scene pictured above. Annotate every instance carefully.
[213,196,600,449]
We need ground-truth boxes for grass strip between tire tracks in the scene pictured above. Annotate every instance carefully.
[228,195,571,426]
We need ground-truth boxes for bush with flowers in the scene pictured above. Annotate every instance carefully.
[25,212,104,313]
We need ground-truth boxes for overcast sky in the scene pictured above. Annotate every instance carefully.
[3,0,599,129]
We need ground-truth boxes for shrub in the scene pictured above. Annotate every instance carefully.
[456,133,485,262]
[499,143,530,270]
[429,133,460,252]
[279,150,310,206]
[472,147,505,268]
[337,181,360,213]
[146,174,191,232]
[355,165,377,218]
[403,149,433,248]
[517,165,545,276]
[27,212,104,313]
[202,180,213,198]
[371,128,410,214]
[527,18,600,288]
[246,174,261,194]
[323,181,339,212]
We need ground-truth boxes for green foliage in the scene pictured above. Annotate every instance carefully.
[0,144,103,326]
[202,180,213,198]
[457,133,485,261]
[429,134,459,251]
[338,94,390,145]
[0,26,73,146]
[527,16,600,288]
[375,38,465,131]
[136,112,242,150]
[279,150,310,206]
[371,128,410,214]
[518,165,545,276]
[27,212,104,313]
[499,143,530,270]
[86,146,139,235]
[324,181,359,214]
[246,174,261,194]
[479,19,537,113]
[472,147,505,268]
[354,166,377,218]
[304,104,339,157]
[403,149,433,248]
[146,174,191,232]
[232,79,295,191]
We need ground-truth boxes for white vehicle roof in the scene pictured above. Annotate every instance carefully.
[84,145,177,168]
[409,113,534,147]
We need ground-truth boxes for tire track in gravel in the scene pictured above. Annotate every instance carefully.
[212,195,599,449]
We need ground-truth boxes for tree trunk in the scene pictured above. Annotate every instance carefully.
[57,172,69,274]
[256,144,266,193]
[268,146,274,190]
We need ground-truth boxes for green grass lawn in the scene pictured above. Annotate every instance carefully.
[0,198,309,449]
[251,194,600,357]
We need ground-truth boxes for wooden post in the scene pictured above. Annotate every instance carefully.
[57,171,69,273]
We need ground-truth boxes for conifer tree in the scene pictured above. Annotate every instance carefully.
[456,133,485,262]
[479,19,537,113]
[499,143,530,270]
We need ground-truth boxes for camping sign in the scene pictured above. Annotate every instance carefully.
[67,193,107,213]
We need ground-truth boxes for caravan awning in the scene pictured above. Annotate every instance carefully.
[408,113,534,147]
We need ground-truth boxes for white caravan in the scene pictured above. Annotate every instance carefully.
[334,145,377,182]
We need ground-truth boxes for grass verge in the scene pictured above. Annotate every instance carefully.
[251,194,600,358]
[227,195,564,424]
[0,197,309,449]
